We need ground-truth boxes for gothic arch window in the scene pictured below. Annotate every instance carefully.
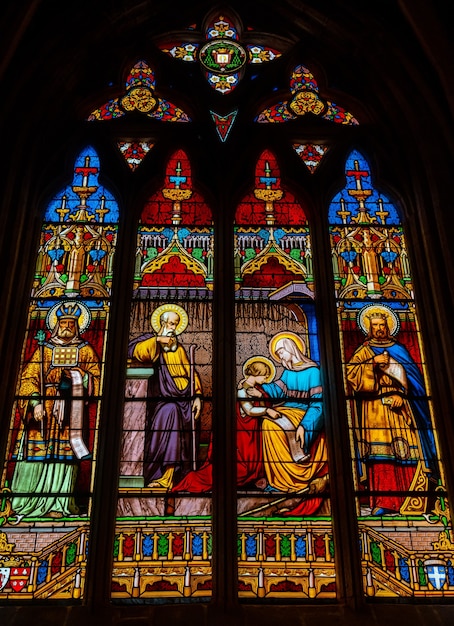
[330,150,450,597]
[114,149,214,598]
[1,146,119,598]
[234,150,333,599]
[1,8,453,611]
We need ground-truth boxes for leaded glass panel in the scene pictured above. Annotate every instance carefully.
[113,150,213,601]
[329,150,453,597]
[234,150,334,600]
[0,146,118,599]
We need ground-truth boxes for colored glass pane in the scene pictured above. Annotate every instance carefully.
[256,102,294,124]
[87,60,190,123]
[113,150,213,601]
[256,64,359,126]
[125,60,155,90]
[322,102,358,125]
[117,141,154,171]
[88,99,124,121]
[199,40,246,74]
[293,143,328,173]
[329,150,452,598]
[0,146,118,600]
[247,45,280,64]
[290,65,319,93]
[206,14,238,40]
[152,99,190,122]
[210,110,237,142]
[234,150,334,600]
[158,10,283,94]
[161,43,199,62]
[207,71,239,94]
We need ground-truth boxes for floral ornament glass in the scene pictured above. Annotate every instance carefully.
[117,141,155,171]
[292,143,329,173]
[256,64,359,126]
[158,9,285,95]
[87,60,190,122]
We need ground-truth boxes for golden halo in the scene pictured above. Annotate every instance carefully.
[357,304,400,336]
[151,303,188,335]
[46,301,91,334]
[242,356,276,383]
[269,331,306,363]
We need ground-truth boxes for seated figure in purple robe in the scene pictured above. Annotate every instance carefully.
[128,305,202,490]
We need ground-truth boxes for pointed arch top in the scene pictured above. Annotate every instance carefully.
[235,150,307,225]
[141,150,212,225]
[328,150,400,225]
[45,146,119,223]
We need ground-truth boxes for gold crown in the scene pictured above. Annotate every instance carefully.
[366,312,388,322]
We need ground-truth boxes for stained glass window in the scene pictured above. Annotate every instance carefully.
[1,11,452,612]
[0,146,118,599]
[234,150,334,600]
[112,149,213,600]
[329,150,452,597]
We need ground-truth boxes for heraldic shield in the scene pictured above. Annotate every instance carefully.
[424,559,447,591]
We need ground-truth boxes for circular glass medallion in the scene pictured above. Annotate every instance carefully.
[199,39,246,74]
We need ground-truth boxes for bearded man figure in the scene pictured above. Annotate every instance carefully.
[11,302,100,519]
[346,305,438,516]
[128,304,202,490]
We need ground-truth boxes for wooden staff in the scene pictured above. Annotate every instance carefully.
[189,343,197,471]
[238,486,310,517]
[35,329,47,440]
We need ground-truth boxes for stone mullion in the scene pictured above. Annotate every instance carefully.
[84,166,138,607]
[210,203,239,615]
[310,186,365,608]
